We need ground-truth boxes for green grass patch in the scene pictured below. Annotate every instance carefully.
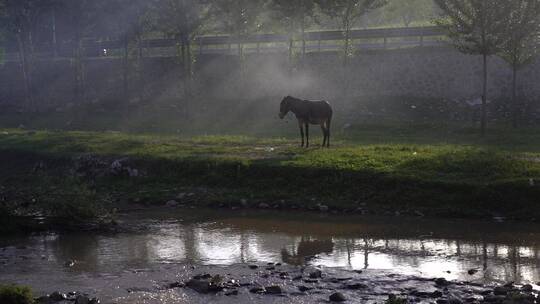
[0,285,34,304]
[1,127,540,224]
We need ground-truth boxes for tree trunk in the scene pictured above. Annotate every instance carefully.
[288,36,294,68]
[16,32,34,111]
[344,26,350,67]
[74,26,86,104]
[481,53,488,137]
[123,36,129,102]
[301,19,306,62]
[52,8,58,58]
[512,64,518,128]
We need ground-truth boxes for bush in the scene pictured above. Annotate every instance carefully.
[0,285,34,304]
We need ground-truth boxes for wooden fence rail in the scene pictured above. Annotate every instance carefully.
[1,26,447,61]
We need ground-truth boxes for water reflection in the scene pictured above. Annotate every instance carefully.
[1,210,540,285]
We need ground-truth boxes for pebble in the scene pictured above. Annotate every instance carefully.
[265,285,283,294]
[329,292,347,302]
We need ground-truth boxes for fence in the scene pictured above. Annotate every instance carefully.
[1,26,448,61]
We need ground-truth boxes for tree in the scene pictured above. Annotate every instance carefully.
[434,0,511,136]
[151,0,209,102]
[382,0,437,27]
[0,0,51,110]
[57,0,102,103]
[270,0,316,61]
[104,0,150,102]
[497,0,540,127]
[316,0,387,65]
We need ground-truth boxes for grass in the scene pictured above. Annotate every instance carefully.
[0,285,34,304]
[1,125,540,226]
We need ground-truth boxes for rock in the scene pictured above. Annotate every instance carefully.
[75,295,90,304]
[266,266,275,270]
[521,284,533,292]
[35,296,52,304]
[292,275,303,281]
[166,200,180,207]
[89,298,100,304]
[167,282,185,289]
[176,193,186,199]
[448,293,463,304]
[319,205,329,212]
[298,285,313,292]
[483,295,505,303]
[432,291,444,298]
[64,260,76,267]
[435,278,450,287]
[240,199,248,207]
[494,286,510,296]
[225,290,238,296]
[248,265,259,270]
[346,283,367,290]
[265,285,283,294]
[49,291,67,301]
[193,274,212,280]
[186,279,210,294]
[258,203,270,209]
[303,279,318,283]
[249,286,266,294]
[329,292,347,302]
[468,269,478,275]
[309,270,323,278]
[414,210,425,217]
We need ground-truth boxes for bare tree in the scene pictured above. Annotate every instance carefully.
[0,0,50,110]
[497,0,540,127]
[210,0,266,58]
[270,0,316,62]
[434,0,510,136]
[316,0,387,65]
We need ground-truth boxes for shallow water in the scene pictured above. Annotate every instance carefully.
[1,209,540,301]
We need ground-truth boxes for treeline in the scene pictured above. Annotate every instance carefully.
[0,0,540,135]
[0,0,435,109]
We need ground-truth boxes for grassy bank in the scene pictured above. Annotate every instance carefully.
[1,127,540,228]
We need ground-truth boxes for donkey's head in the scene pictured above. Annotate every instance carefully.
[279,96,294,119]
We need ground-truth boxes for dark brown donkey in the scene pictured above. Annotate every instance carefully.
[279,96,333,147]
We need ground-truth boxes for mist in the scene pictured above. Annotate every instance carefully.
[1,1,540,303]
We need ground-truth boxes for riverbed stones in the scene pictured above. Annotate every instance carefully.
[265,285,283,294]
[248,264,259,269]
[75,295,90,304]
[186,279,211,293]
[258,203,270,209]
[521,284,533,292]
[319,205,329,212]
[249,286,266,294]
[345,283,367,290]
[436,278,451,287]
[494,286,512,295]
[298,285,313,292]
[49,291,67,301]
[309,269,323,278]
[329,292,347,302]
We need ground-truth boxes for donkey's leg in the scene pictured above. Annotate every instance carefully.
[298,121,304,147]
[321,124,327,147]
[305,123,310,148]
[326,119,331,148]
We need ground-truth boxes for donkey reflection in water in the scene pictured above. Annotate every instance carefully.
[279,96,333,148]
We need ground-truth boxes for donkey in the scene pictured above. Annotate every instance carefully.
[279,96,333,148]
